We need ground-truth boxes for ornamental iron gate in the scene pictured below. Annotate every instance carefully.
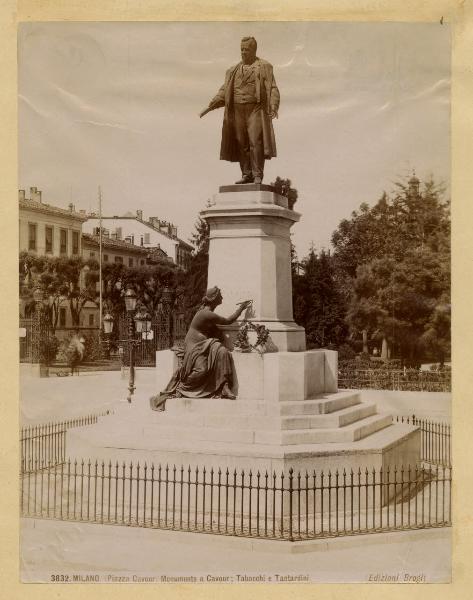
[118,296,187,367]
[19,306,51,364]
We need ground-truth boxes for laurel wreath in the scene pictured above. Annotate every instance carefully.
[233,320,270,354]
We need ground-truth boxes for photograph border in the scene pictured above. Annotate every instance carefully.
[2,0,472,597]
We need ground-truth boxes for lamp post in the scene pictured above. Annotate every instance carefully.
[104,288,154,402]
[124,287,137,402]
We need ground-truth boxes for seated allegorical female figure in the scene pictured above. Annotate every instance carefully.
[150,287,251,411]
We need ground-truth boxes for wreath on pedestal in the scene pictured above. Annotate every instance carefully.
[233,320,270,354]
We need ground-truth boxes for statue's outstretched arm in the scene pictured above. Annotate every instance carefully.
[199,83,226,118]
[207,301,252,325]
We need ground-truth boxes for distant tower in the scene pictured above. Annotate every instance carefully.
[408,171,420,197]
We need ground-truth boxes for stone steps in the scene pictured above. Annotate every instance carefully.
[155,401,376,431]
[274,414,393,445]
[280,402,377,429]
[278,391,361,415]
[162,390,361,417]
[142,413,393,446]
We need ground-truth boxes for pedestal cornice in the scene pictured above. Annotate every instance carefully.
[201,204,301,224]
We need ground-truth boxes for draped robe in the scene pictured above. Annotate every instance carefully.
[150,308,234,411]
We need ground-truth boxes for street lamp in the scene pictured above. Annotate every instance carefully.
[103,311,114,335]
[134,307,152,334]
[101,310,114,359]
[124,287,137,312]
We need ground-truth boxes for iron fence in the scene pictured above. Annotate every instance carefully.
[20,412,113,473]
[338,369,451,392]
[20,313,51,364]
[119,301,187,367]
[395,415,451,467]
[19,317,34,362]
[20,460,451,541]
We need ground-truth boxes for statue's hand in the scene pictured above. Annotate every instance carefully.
[238,300,253,311]
[269,109,278,119]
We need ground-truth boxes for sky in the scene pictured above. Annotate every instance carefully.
[18,21,450,256]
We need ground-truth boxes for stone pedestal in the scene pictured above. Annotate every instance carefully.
[200,185,305,352]
[67,184,420,492]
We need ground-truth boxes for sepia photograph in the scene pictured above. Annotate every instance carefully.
[17,20,451,584]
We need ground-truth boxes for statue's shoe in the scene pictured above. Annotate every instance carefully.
[235,176,254,184]
[253,177,262,184]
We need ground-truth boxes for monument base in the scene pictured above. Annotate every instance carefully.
[68,348,420,482]
[67,183,421,505]
[67,396,420,491]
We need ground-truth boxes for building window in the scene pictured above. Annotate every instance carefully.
[140,259,145,266]
[88,313,94,326]
[28,223,37,251]
[60,229,68,255]
[45,226,53,253]
[72,231,80,255]
[144,233,150,244]
[114,256,123,264]
[89,252,95,258]
[103,254,109,262]
[128,258,134,267]
[59,307,66,328]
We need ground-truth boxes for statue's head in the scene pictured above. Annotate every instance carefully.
[241,37,257,65]
[202,286,223,308]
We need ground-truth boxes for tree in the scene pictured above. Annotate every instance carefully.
[19,251,180,335]
[86,258,181,344]
[332,176,450,279]
[182,215,210,324]
[346,246,449,365]
[20,252,97,331]
[420,296,451,365]
[331,174,450,363]
[294,247,348,348]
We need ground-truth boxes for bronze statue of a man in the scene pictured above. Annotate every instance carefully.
[199,37,280,185]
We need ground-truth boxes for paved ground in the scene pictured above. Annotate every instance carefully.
[20,367,156,425]
[359,389,451,422]
[20,517,451,584]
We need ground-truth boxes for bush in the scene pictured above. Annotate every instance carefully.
[39,336,59,364]
[337,344,357,361]
[82,332,102,362]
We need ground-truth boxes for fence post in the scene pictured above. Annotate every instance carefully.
[288,468,294,541]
